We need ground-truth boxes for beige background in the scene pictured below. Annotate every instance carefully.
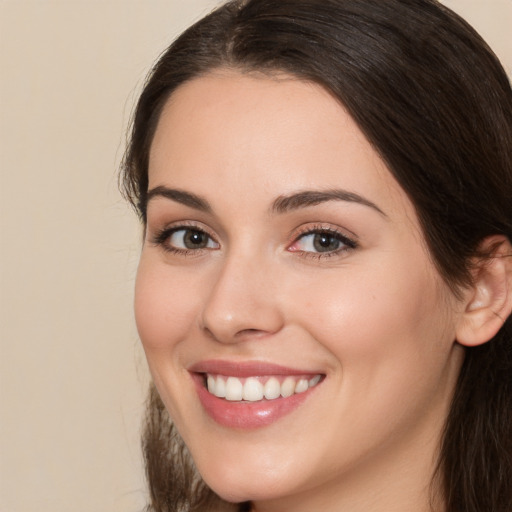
[0,1,510,511]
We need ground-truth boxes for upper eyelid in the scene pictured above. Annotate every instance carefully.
[291,223,359,244]
[291,229,357,250]
[148,220,217,239]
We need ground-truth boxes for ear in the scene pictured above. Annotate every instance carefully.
[456,235,512,347]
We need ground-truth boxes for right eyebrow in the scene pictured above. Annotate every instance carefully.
[145,185,212,213]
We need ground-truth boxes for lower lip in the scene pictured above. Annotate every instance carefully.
[192,374,316,429]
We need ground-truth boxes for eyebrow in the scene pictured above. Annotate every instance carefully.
[145,186,212,213]
[145,185,386,217]
[271,189,387,216]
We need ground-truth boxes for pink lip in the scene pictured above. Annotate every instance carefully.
[189,360,323,429]
[189,359,320,377]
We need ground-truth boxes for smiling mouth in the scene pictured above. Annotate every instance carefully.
[190,363,325,428]
[204,373,323,402]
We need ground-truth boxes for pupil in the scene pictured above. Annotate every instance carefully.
[313,233,339,252]
[185,230,206,248]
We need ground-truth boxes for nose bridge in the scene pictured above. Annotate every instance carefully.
[200,246,284,343]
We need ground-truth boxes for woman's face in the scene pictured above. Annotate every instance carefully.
[135,71,466,509]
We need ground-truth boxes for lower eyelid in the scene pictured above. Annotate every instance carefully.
[298,249,349,260]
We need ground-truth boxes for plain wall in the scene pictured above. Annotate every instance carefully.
[0,1,510,511]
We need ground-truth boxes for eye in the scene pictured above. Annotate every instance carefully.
[289,229,356,255]
[152,226,219,253]
[169,228,217,250]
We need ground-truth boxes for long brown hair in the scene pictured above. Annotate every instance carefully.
[122,1,512,510]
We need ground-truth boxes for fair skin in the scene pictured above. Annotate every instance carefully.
[135,71,482,512]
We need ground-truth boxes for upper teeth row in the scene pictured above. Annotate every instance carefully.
[206,374,322,402]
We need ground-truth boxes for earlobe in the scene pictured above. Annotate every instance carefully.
[456,236,512,347]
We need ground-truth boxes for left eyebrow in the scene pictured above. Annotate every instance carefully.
[271,189,387,217]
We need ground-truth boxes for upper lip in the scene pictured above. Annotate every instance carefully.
[189,360,323,378]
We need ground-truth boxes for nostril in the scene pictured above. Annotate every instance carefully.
[238,328,263,336]
[203,327,216,340]
[233,328,277,341]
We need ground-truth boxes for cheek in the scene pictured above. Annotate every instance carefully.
[288,262,459,452]
[134,258,204,423]
[294,256,455,377]
[134,258,198,352]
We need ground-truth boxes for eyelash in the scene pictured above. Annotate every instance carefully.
[150,223,358,259]
[150,223,219,256]
[289,225,358,259]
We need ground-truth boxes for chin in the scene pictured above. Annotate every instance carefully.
[204,475,286,505]
[193,449,300,505]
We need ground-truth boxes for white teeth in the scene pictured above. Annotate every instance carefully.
[207,374,216,393]
[243,377,264,402]
[264,377,281,400]
[295,378,309,393]
[225,376,243,401]
[309,375,321,387]
[280,376,296,398]
[214,376,226,398]
[206,373,322,401]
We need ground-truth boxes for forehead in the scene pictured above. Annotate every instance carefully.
[148,70,413,223]
[151,72,350,168]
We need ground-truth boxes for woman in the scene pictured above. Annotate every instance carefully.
[121,1,512,511]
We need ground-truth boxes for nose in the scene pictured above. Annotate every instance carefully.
[200,252,285,344]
